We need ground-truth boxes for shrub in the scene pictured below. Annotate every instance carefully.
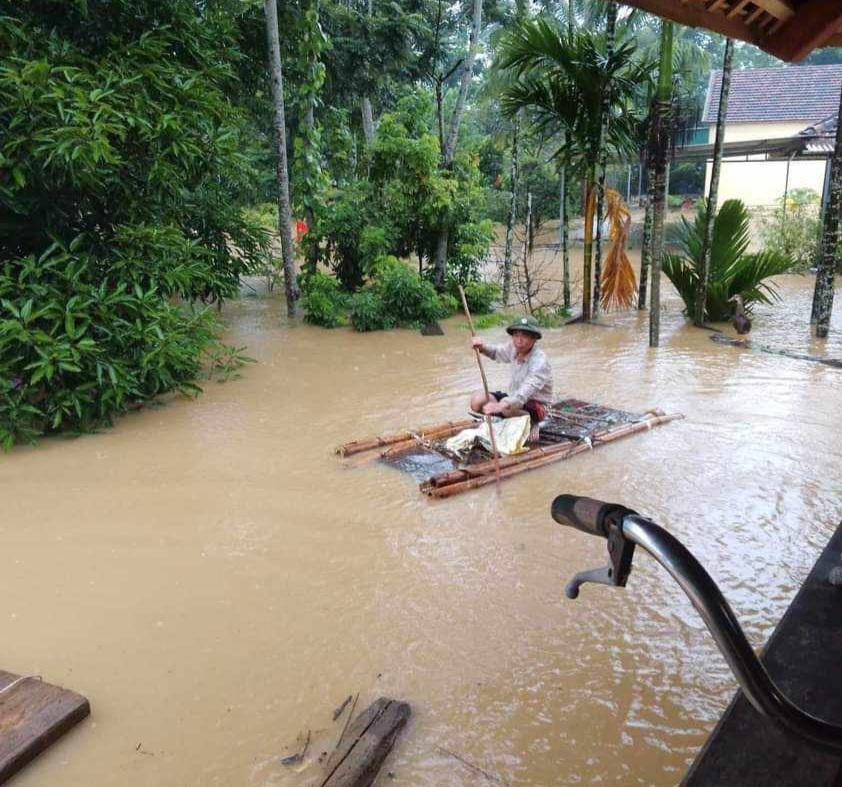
[349,290,394,332]
[437,293,459,317]
[299,272,348,328]
[0,241,226,449]
[663,199,795,321]
[758,188,821,271]
[457,281,500,315]
[376,257,445,325]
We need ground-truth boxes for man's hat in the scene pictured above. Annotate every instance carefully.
[506,315,542,339]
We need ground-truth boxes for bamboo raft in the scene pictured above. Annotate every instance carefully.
[337,399,683,498]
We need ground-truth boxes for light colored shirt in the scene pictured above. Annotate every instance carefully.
[480,341,554,409]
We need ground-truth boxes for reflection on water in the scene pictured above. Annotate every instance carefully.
[3,266,841,786]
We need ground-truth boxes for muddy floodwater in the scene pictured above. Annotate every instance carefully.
[4,260,842,786]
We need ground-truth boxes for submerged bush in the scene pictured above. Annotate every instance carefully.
[300,272,349,328]
[375,257,446,325]
[456,281,500,315]
[349,290,394,332]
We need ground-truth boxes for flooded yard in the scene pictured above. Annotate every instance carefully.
[3,261,842,786]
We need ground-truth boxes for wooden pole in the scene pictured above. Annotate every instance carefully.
[336,419,474,457]
[458,285,502,491]
[423,413,683,498]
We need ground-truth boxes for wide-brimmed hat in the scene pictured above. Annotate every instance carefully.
[506,315,542,339]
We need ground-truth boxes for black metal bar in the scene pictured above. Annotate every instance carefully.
[621,515,842,754]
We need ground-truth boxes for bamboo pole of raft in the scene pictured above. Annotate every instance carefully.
[458,285,502,491]
[336,418,475,457]
[422,412,684,498]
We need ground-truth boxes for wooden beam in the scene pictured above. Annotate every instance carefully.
[706,0,729,13]
[615,0,766,46]
[750,0,794,21]
[745,5,767,24]
[726,0,752,20]
[762,0,842,62]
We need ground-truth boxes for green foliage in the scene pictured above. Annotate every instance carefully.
[470,312,513,330]
[663,200,796,321]
[313,98,491,290]
[0,240,233,449]
[349,290,394,332]
[498,18,649,174]
[455,281,501,315]
[0,5,268,447]
[375,257,445,325]
[299,271,348,327]
[533,305,572,327]
[758,188,821,271]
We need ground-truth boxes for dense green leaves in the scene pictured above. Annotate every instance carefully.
[1,4,269,446]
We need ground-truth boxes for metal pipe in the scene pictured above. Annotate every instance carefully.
[621,515,842,753]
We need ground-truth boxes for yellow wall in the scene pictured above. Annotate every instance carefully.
[704,121,828,207]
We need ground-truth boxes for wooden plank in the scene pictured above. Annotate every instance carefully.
[0,672,90,785]
[321,698,411,787]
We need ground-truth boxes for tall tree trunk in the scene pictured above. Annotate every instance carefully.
[648,20,673,348]
[592,0,618,320]
[361,98,375,146]
[638,174,653,309]
[503,116,520,305]
[582,169,595,320]
[813,81,842,338]
[433,0,482,289]
[560,164,571,309]
[694,38,733,326]
[303,102,319,275]
[522,191,534,312]
[361,0,375,146]
[264,0,298,316]
[567,0,574,37]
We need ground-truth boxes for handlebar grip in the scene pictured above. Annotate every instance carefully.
[551,495,618,538]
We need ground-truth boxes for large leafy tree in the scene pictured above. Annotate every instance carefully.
[0,1,269,447]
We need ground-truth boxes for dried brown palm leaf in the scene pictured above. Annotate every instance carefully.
[600,188,637,311]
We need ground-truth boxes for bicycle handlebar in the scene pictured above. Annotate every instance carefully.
[551,494,630,538]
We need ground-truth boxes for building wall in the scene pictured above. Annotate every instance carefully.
[704,121,828,207]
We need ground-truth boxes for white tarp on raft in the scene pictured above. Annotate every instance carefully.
[445,415,530,457]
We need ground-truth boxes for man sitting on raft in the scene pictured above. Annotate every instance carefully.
[470,315,553,441]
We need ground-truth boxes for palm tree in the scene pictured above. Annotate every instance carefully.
[636,29,709,311]
[648,19,672,347]
[592,0,618,319]
[694,38,734,326]
[663,199,794,321]
[813,81,842,338]
[498,17,646,320]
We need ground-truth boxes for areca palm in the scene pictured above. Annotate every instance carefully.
[663,199,795,321]
[498,18,647,318]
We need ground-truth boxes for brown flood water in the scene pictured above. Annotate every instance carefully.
[4,256,842,786]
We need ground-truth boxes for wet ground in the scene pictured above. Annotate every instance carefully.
[4,259,842,786]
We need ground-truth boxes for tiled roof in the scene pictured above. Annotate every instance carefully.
[702,64,842,124]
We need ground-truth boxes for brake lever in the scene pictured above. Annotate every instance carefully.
[564,519,636,599]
